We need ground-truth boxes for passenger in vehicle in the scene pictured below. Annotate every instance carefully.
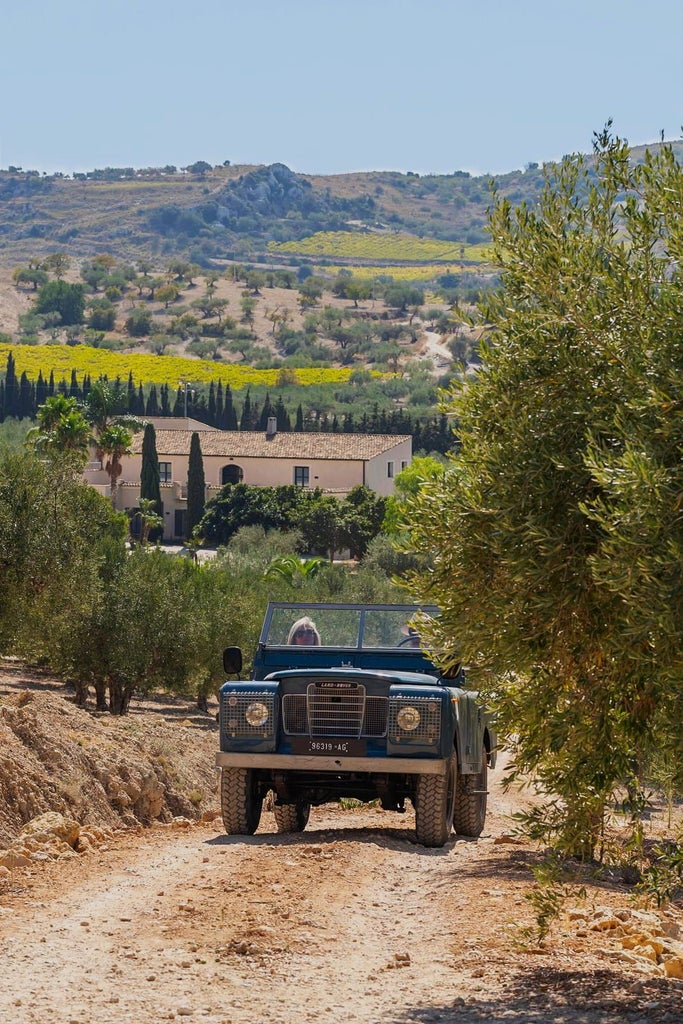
[288,617,321,646]
[400,624,422,648]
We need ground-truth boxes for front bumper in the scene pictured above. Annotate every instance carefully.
[216,752,447,775]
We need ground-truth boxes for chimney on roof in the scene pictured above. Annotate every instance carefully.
[266,416,277,439]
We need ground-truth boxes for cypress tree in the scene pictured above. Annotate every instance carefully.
[36,370,48,408]
[160,383,171,416]
[240,389,252,430]
[4,351,18,417]
[186,431,205,541]
[223,386,238,430]
[140,422,162,537]
[216,381,224,427]
[146,384,159,416]
[258,392,273,429]
[19,372,35,418]
[208,382,216,426]
[295,404,304,431]
[274,396,290,431]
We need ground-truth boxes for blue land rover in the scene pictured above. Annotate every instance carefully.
[216,602,496,848]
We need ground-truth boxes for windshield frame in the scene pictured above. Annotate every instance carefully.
[259,602,440,650]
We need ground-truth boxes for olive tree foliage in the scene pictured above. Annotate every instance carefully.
[0,449,127,659]
[68,548,216,714]
[198,483,386,561]
[400,128,683,858]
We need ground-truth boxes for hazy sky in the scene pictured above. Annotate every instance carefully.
[2,0,680,177]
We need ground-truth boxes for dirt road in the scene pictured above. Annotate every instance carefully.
[1,776,680,1024]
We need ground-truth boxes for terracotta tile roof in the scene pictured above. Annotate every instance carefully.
[131,430,411,461]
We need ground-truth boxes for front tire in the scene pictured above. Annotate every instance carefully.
[220,767,263,835]
[453,745,488,837]
[273,802,311,833]
[414,753,456,848]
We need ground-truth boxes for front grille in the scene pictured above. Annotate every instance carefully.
[388,696,442,744]
[282,685,388,738]
[221,691,275,737]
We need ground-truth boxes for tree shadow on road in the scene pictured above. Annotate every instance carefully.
[394,966,676,1023]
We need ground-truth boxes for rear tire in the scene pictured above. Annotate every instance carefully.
[220,768,262,835]
[453,745,487,837]
[273,802,311,833]
[414,753,456,848]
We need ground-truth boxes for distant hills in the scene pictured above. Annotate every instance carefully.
[1,141,681,267]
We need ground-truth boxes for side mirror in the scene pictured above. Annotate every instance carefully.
[223,646,243,676]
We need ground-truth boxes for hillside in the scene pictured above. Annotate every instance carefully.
[2,141,681,269]
[0,160,494,266]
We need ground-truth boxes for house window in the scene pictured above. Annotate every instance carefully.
[401,460,408,472]
[294,466,310,487]
[387,461,394,479]
[159,462,172,483]
[221,464,244,485]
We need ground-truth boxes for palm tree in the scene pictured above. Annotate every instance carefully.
[98,423,133,500]
[29,395,92,471]
[134,498,164,546]
[81,378,144,469]
[263,555,325,587]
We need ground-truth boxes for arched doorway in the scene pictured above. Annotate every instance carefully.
[221,464,244,485]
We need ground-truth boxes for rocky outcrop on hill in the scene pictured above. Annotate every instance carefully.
[148,163,377,244]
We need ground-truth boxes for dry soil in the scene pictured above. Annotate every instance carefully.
[0,661,680,1024]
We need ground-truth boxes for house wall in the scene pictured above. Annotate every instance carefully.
[364,438,413,495]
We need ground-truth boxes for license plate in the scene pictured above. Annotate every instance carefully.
[291,738,366,756]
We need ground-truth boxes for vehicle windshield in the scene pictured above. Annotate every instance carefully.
[262,603,439,649]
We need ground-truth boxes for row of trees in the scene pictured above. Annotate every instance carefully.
[0,444,403,715]
[0,355,458,454]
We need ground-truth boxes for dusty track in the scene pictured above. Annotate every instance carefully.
[1,776,680,1024]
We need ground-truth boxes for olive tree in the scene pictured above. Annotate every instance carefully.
[400,127,683,858]
[0,449,126,671]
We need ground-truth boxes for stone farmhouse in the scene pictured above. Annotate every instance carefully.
[85,417,412,541]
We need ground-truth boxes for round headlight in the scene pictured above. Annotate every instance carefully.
[245,701,270,727]
[396,705,421,732]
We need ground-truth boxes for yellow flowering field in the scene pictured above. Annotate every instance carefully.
[269,231,491,263]
[314,264,483,282]
[0,344,354,389]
